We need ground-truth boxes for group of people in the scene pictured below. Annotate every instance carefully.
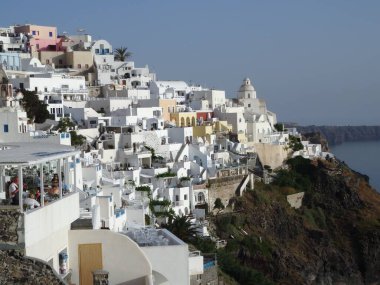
[8,177,40,209]
[8,177,41,209]
[8,172,63,209]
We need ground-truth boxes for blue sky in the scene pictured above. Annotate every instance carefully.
[3,0,380,125]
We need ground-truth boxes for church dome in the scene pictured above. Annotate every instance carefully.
[238,77,255,92]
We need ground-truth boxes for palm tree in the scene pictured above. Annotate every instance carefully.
[164,215,198,242]
[114,47,132,61]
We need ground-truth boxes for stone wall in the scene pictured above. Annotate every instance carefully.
[0,250,65,284]
[0,207,23,247]
[0,207,65,284]
[208,175,245,211]
[254,143,289,169]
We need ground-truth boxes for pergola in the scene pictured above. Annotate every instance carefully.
[0,142,80,212]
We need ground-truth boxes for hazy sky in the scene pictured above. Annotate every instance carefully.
[3,0,379,125]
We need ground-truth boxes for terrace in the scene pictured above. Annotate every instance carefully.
[0,142,81,213]
[125,227,185,247]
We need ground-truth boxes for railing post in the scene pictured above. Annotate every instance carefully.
[58,159,63,199]
[40,164,44,207]
[18,166,23,212]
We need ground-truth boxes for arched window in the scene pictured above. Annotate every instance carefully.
[198,192,205,203]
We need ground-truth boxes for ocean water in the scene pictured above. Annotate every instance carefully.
[330,141,380,192]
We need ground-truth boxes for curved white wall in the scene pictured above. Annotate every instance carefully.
[69,229,152,285]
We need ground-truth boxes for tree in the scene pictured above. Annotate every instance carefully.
[164,215,198,242]
[114,47,132,61]
[56,118,85,147]
[70,131,86,147]
[214,198,225,213]
[57,117,75,132]
[274,123,284,132]
[20,89,50,123]
[288,135,304,152]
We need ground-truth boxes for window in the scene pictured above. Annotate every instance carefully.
[36,44,39,49]
[95,49,99,54]
[105,48,110,54]
[3,124,9,133]
[49,31,53,37]
[59,59,63,64]
[175,195,179,201]
[32,31,36,35]
[77,64,81,69]
[248,104,251,108]
[184,194,188,200]
[248,93,250,98]
[44,87,47,92]
[46,59,50,64]
[85,64,89,68]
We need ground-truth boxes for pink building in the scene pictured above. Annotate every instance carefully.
[14,24,61,53]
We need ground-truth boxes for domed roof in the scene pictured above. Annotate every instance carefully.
[238,77,255,92]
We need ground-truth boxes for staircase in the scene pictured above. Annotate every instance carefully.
[175,143,187,162]
[235,175,250,196]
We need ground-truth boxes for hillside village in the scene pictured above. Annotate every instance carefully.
[0,24,329,285]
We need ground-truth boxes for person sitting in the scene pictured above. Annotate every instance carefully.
[8,177,19,205]
[24,193,40,209]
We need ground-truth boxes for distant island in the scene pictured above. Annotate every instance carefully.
[286,125,380,146]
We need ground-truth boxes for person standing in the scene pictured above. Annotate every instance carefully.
[8,177,19,205]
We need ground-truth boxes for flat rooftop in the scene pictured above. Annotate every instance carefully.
[0,142,80,165]
[125,228,186,247]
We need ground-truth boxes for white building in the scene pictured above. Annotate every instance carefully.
[150,80,192,104]
[91,39,114,85]
[0,142,82,272]
[191,89,226,110]
[0,26,28,53]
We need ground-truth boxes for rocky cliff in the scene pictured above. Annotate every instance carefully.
[294,125,380,145]
[212,157,380,285]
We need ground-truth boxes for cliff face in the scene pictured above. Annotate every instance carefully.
[295,125,380,145]
[214,157,380,285]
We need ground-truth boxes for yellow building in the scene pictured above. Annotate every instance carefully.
[170,112,197,127]
[193,121,233,142]
[158,99,177,122]
[39,50,93,70]
[66,51,93,70]
[214,121,232,133]
[39,51,66,67]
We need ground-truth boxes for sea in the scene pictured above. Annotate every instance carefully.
[330,140,380,192]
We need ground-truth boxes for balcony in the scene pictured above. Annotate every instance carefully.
[24,192,79,245]
[173,200,185,207]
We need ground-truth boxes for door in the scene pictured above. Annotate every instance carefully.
[79,243,103,285]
